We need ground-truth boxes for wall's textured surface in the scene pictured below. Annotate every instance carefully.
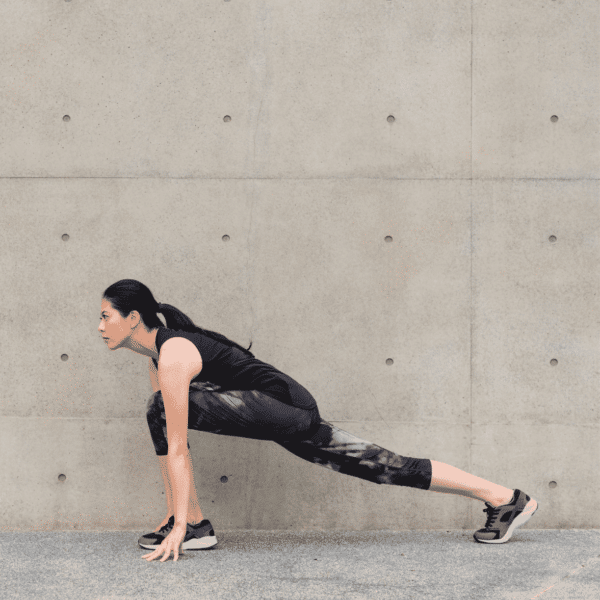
[1,1,598,531]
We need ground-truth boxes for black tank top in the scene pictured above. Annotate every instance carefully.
[153,327,317,410]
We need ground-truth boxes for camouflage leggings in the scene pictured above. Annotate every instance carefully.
[146,381,432,491]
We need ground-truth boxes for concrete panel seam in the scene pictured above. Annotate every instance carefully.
[0,416,150,421]
[0,416,473,425]
[0,176,598,181]
[3,418,599,429]
[5,417,600,427]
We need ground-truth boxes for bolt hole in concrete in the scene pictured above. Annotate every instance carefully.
[58,474,66,482]
[223,115,231,122]
[387,115,395,123]
[550,359,558,366]
[386,359,394,366]
[62,234,69,241]
[61,354,69,362]
[222,235,230,242]
[63,115,70,122]
[220,476,228,483]
[549,481,557,489]
[549,235,557,242]
[551,115,559,122]
[385,236,393,242]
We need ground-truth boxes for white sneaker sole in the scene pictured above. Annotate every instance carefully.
[476,498,538,544]
[139,535,218,551]
[139,541,164,550]
[183,535,218,550]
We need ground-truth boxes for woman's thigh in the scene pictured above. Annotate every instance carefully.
[185,381,321,441]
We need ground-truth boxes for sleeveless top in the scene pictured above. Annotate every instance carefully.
[152,327,317,410]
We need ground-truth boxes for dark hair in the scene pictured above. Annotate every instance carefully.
[102,279,254,357]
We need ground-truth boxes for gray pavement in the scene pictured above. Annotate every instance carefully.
[2,529,599,600]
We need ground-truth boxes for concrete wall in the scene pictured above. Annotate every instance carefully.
[1,1,598,531]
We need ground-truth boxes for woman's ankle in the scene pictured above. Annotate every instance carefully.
[485,489,515,507]
[188,511,204,525]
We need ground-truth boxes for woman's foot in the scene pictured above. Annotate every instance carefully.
[138,516,217,551]
[139,515,175,550]
[181,520,218,550]
[153,514,175,533]
[473,489,538,544]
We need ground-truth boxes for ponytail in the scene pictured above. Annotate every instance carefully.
[103,279,254,357]
[158,302,254,357]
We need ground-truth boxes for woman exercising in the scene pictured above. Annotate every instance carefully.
[98,279,538,563]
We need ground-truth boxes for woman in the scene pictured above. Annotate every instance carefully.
[98,279,538,563]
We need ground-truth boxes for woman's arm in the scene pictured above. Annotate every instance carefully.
[157,338,203,528]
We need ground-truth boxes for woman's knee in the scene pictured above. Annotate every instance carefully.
[306,406,322,437]
[277,406,322,442]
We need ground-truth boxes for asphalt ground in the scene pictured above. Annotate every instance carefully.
[2,529,599,600]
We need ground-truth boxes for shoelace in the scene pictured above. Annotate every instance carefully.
[483,504,502,529]
[158,518,174,534]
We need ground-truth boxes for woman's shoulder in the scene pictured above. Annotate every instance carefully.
[158,326,194,344]
[154,327,206,364]
[157,327,217,351]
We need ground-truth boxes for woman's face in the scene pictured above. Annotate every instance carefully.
[98,299,129,350]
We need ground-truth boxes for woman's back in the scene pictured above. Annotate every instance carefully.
[154,327,317,410]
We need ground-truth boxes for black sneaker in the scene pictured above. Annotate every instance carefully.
[138,517,218,551]
[473,489,538,544]
[138,515,175,550]
[181,519,218,550]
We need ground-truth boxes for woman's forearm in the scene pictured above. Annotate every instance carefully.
[168,451,191,527]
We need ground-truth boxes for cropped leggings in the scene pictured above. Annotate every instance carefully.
[146,381,432,491]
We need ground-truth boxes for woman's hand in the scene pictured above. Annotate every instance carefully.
[142,524,187,562]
